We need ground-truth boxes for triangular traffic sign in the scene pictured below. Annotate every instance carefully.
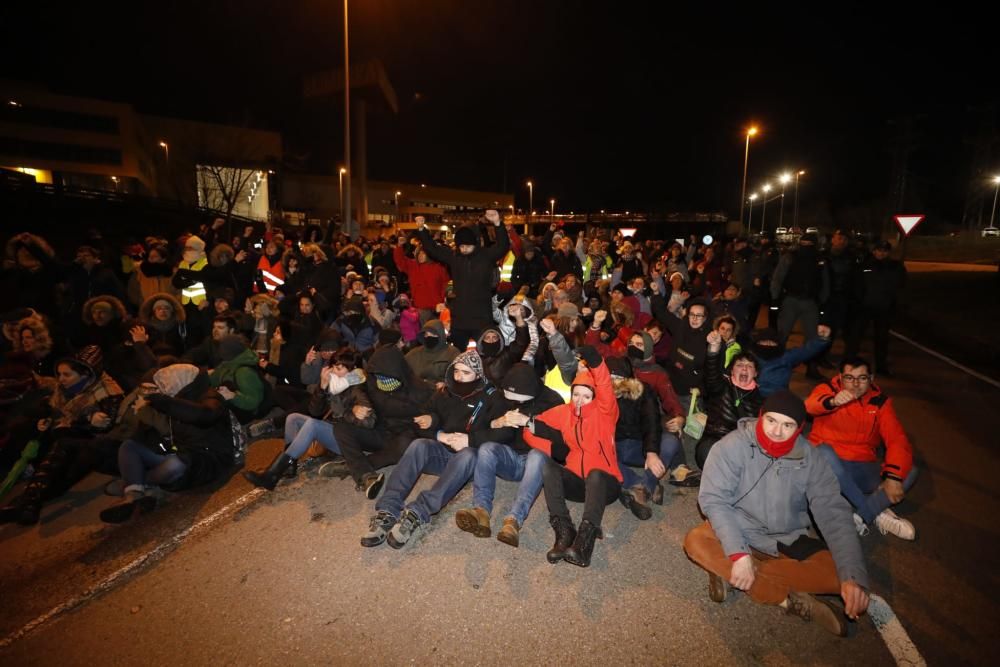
[894,214,925,236]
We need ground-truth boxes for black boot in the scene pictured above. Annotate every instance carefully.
[546,515,577,564]
[242,453,295,490]
[564,519,601,568]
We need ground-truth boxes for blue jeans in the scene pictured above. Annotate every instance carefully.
[471,442,546,525]
[816,443,919,524]
[617,433,682,493]
[375,438,477,524]
[284,413,340,460]
[118,439,187,487]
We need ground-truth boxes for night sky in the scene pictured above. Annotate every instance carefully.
[3,2,998,226]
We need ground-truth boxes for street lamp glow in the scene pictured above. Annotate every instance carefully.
[762,183,772,193]
[798,170,806,176]
[339,167,347,175]
[747,126,759,137]
[780,173,792,184]
[740,126,760,231]
[749,193,758,201]
[993,175,1000,184]
[395,190,402,196]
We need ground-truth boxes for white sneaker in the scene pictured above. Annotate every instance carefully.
[852,513,870,537]
[874,508,916,540]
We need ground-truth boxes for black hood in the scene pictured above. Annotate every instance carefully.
[500,363,540,401]
[367,344,414,384]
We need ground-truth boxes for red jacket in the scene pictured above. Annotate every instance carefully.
[523,359,622,482]
[583,328,681,418]
[806,377,913,481]
[393,245,451,310]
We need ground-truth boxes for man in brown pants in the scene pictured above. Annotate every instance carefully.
[683,390,870,636]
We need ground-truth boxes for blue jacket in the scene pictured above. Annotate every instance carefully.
[755,336,830,397]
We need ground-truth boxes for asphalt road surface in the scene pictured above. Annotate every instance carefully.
[1,329,998,665]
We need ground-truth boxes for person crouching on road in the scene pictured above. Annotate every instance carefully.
[361,349,506,549]
[523,345,621,568]
[683,390,870,637]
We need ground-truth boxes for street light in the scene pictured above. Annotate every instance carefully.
[395,190,402,221]
[792,170,806,228]
[158,140,169,162]
[739,126,759,228]
[341,0,352,239]
[760,183,772,232]
[748,193,758,232]
[989,175,1000,229]
[778,173,792,228]
[526,181,533,227]
[338,167,347,223]
[549,198,555,223]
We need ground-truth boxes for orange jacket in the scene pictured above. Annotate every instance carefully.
[523,359,622,482]
[806,377,913,481]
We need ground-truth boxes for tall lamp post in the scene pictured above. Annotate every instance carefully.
[778,173,792,228]
[550,198,555,224]
[990,175,1000,229]
[793,170,806,229]
[394,190,402,222]
[760,183,772,233]
[747,193,758,233]
[341,0,353,239]
[158,141,169,162]
[338,167,347,224]
[739,126,759,227]
[526,180,533,228]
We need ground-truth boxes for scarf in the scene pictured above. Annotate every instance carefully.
[754,417,802,459]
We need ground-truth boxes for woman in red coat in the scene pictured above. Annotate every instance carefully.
[524,345,621,568]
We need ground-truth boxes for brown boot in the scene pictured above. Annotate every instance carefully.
[784,592,849,637]
[497,516,520,548]
[455,507,491,537]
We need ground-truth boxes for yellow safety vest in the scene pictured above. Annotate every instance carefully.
[179,257,208,305]
[544,364,571,403]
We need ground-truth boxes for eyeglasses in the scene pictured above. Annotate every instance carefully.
[841,374,870,383]
[688,312,706,320]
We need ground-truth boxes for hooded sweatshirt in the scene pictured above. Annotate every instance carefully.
[209,345,267,421]
[405,319,459,384]
[421,350,506,441]
[470,362,564,453]
[366,344,433,434]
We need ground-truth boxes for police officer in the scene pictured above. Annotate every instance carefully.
[845,240,906,376]
[770,232,830,380]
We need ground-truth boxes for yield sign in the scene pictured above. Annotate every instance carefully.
[894,214,925,236]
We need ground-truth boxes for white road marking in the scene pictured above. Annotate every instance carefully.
[890,330,1000,390]
[0,488,265,649]
[868,594,926,666]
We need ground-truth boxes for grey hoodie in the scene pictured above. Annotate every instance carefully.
[699,417,868,589]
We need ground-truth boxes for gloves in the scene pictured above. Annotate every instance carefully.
[576,345,603,369]
[550,439,569,465]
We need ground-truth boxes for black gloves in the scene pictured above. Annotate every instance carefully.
[576,345,603,369]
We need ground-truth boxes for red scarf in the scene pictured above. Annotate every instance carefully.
[754,417,802,459]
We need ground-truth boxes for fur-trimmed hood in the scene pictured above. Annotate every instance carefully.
[209,243,235,267]
[10,314,53,358]
[82,295,128,325]
[612,377,644,400]
[5,233,55,264]
[139,292,186,323]
[337,243,364,258]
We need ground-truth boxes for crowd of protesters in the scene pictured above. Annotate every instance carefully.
[0,213,915,637]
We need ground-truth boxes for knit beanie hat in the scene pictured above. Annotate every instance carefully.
[218,334,248,362]
[378,328,402,347]
[451,349,485,380]
[185,235,206,253]
[454,226,479,247]
[760,390,807,426]
[60,344,104,377]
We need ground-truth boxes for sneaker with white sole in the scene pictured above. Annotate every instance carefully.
[387,508,423,549]
[874,508,915,540]
[360,510,396,547]
[852,513,870,537]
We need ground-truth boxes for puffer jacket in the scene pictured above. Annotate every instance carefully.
[524,358,622,482]
[805,377,913,482]
[613,376,661,455]
[703,348,762,438]
[405,319,459,384]
[699,418,868,588]
[366,344,433,435]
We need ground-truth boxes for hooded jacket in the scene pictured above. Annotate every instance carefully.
[477,322,530,385]
[699,418,868,588]
[493,297,539,364]
[806,376,913,482]
[611,370,662,456]
[650,294,710,396]
[48,346,124,433]
[470,363,564,454]
[416,223,510,331]
[127,260,178,308]
[366,344,433,435]
[209,347,268,422]
[405,319,459,384]
[139,292,188,356]
[1,233,65,317]
[524,358,622,482]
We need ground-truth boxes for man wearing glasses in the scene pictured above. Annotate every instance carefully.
[805,356,917,540]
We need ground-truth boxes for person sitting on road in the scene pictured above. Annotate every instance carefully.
[750,326,831,397]
[242,348,368,490]
[710,314,742,369]
[453,362,564,547]
[404,319,459,387]
[695,330,764,470]
[606,356,681,521]
[523,345,621,568]
[208,334,270,424]
[806,356,918,541]
[99,364,235,523]
[478,301,532,383]
[182,315,237,370]
[333,296,380,353]
[684,390,870,637]
[361,349,506,549]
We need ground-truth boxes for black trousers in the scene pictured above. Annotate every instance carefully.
[845,307,892,371]
[331,423,414,484]
[542,458,621,527]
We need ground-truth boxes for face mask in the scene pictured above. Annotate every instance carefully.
[480,340,501,357]
[422,336,438,348]
[627,346,645,361]
[451,377,483,397]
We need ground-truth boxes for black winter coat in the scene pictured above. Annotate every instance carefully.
[471,363,563,454]
[365,345,433,435]
[143,372,233,490]
[477,324,529,386]
[703,348,762,438]
[651,294,710,395]
[613,378,662,455]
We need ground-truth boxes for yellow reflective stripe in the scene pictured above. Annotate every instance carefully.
[500,251,515,282]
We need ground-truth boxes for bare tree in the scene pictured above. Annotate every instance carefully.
[197,164,260,226]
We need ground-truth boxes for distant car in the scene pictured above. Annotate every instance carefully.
[983,227,1000,238]
[805,226,819,235]
[775,227,788,235]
